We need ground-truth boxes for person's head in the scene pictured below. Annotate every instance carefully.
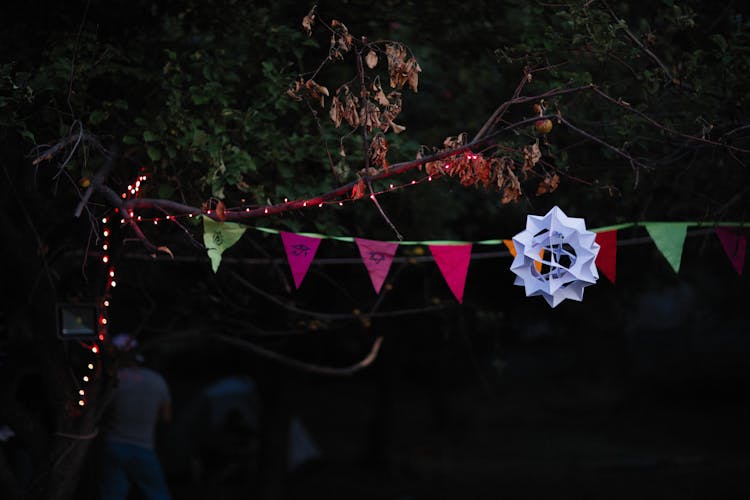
[110,333,144,366]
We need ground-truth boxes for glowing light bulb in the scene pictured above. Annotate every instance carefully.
[284,198,288,203]
[79,389,85,396]
[102,217,108,224]
[428,176,433,181]
[102,244,108,251]
[78,400,85,407]
[102,256,109,263]
[264,208,269,214]
[121,193,127,199]
[109,270,115,277]
[339,202,343,206]
[411,180,416,184]
[303,202,307,207]
[389,184,394,189]
[103,230,109,237]
[153,220,158,225]
[110,280,117,287]
[318,203,323,208]
[83,376,89,382]
[103,300,110,307]
[87,363,94,370]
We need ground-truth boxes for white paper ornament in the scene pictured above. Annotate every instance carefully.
[510,206,600,307]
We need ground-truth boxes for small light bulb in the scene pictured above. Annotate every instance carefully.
[87,363,94,370]
[121,193,127,199]
[103,244,108,251]
[79,389,85,396]
[411,180,416,184]
[318,203,323,208]
[102,256,109,263]
[339,202,343,206]
[102,217,108,224]
[428,176,433,181]
[103,300,110,307]
[103,230,109,237]
[153,220,158,225]
[109,270,115,277]
[78,400,85,407]
[83,376,89,382]
[284,198,288,203]
[389,184,394,189]
[92,346,99,354]
[264,208,269,214]
[303,202,307,207]
[110,280,117,287]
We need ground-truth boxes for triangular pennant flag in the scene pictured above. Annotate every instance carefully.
[428,244,472,303]
[503,239,517,257]
[355,238,399,294]
[503,239,543,272]
[716,226,746,275]
[595,230,617,284]
[281,231,321,289]
[202,217,248,273]
[645,222,689,273]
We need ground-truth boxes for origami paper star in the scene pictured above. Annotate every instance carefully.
[510,206,600,307]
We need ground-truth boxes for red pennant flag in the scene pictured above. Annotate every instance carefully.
[716,227,746,275]
[428,244,472,303]
[595,230,617,284]
[280,231,321,289]
[355,238,399,294]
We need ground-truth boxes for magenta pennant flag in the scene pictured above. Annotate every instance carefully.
[716,227,746,275]
[280,231,322,289]
[428,244,473,303]
[355,238,399,294]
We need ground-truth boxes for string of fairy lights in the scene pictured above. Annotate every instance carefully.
[70,152,485,410]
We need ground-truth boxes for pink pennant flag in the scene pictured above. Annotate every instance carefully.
[595,230,617,284]
[280,231,322,289]
[355,238,399,294]
[429,244,472,303]
[716,227,746,275]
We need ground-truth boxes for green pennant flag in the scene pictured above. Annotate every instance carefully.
[645,222,689,273]
[202,217,247,273]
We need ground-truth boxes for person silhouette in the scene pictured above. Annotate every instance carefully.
[99,333,172,500]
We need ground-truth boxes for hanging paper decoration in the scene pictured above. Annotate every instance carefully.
[202,217,248,273]
[504,239,544,272]
[355,238,399,294]
[645,222,688,273]
[510,206,600,308]
[595,230,617,284]
[716,227,746,275]
[281,231,322,289]
[429,244,473,303]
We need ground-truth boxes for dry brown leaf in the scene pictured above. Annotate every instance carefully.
[215,200,226,221]
[301,6,316,37]
[351,178,367,200]
[407,60,421,92]
[329,95,344,128]
[368,135,389,170]
[365,50,379,69]
[535,174,560,196]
